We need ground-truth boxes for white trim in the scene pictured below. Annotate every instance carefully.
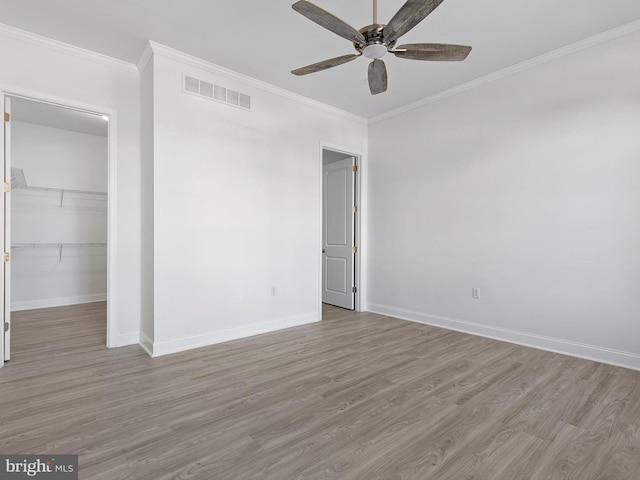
[368,303,640,372]
[109,331,139,347]
[136,42,154,73]
[105,108,118,349]
[0,92,6,368]
[145,312,319,357]
[11,294,107,312]
[369,19,640,124]
[0,22,137,73]
[139,331,154,356]
[144,41,367,125]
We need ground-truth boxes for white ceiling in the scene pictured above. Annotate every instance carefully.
[1,0,640,118]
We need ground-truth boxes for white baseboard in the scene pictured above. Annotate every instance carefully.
[367,303,640,372]
[11,294,107,312]
[146,312,320,357]
[110,332,140,348]
[139,331,154,356]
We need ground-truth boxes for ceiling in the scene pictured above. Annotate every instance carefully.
[1,0,640,118]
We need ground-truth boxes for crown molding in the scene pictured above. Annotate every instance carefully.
[369,19,640,124]
[136,42,154,73]
[142,41,368,125]
[0,22,137,74]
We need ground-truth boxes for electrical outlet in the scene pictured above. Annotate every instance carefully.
[472,288,480,299]
[270,286,277,296]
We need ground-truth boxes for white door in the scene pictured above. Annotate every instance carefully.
[2,96,11,362]
[322,157,356,309]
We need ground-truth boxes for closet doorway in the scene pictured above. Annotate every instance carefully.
[3,95,110,363]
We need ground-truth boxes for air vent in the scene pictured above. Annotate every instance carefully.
[239,94,251,109]
[184,75,251,111]
[199,80,214,98]
[227,89,239,106]
[214,85,226,101]
[184,76,199,94]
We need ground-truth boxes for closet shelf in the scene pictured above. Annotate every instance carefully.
[13,185,107,207]
[12,243,107,248]
[12,243,107,261]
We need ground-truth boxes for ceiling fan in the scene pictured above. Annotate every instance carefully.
[291,0,472,95]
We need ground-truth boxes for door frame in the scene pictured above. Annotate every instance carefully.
[319,142,366,315]
[0,87,118,366]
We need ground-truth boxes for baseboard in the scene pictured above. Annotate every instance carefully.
[147,312,320,357]
[110,332,140,348]
[139,331,154,356]
[11,294,107,312]
[367,303,640,372]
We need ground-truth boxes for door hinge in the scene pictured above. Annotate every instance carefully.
[3,322,8,333]
[352,246,358,254]
[352,205,358,213]
[352,165,358,172]
[3,182,10,193]
[3,252,9,262]
[352,286,357,293]
[3,112,9,122]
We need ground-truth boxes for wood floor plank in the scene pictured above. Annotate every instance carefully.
[1,302,640,479]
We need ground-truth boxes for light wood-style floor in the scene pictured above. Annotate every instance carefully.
[2,303,640,479]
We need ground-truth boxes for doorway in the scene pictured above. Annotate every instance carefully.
[322,148,359,311]
[2,94,110,364]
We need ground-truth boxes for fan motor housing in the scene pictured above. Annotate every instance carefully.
[354,24,396,53]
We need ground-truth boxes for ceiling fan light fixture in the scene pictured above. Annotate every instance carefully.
[362,44,387,59]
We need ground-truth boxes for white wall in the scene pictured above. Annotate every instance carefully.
[367,31,640,369]
[143,45,368,355]
[0,27,141,345]
[139,56,155,350]
[11,121,107,310]
[12,122,107,192]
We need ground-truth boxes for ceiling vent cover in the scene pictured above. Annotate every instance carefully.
[184,75,251,111]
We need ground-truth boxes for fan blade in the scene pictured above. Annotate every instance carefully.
[393,43,472,61]
[368,59,388,95]
[292,1,366,44]
[292,54,361,76]
[384,0,445,44]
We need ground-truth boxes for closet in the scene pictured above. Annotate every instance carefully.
[9,97,108,316]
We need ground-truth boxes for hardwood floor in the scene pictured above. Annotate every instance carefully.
[2,303,640,479]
